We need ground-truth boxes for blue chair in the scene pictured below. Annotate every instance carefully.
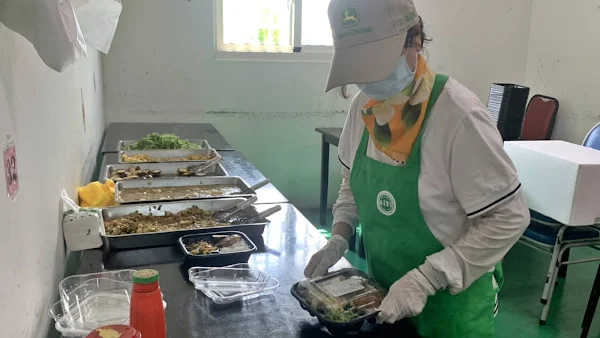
[583,122,600,150]
[519,122,600,325]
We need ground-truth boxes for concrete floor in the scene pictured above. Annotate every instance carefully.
[300,208,600,338]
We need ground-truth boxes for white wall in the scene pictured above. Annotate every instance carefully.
[103,0,533,207]
[0,25,104,337]
[525,0,600,144]
[418,0,533,101]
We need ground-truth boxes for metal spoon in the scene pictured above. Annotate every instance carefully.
[213,196,258,222]
[239,178,271,195]
[187,156,222,176]
[235,205,282,224]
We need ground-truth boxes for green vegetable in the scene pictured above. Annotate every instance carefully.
[323,307,360,322]
[125,133,202,150]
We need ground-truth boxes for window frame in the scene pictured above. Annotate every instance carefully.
[214,0,333,62]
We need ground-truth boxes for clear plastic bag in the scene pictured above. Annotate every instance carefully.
[0,0,86,72]
[72,0,122,53]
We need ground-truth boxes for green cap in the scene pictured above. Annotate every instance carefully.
[132,269,159,284]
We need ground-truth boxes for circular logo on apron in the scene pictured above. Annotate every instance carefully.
[377,191,396,216]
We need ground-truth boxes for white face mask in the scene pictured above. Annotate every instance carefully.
[357,55,416,101]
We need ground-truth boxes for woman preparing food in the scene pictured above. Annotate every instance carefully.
[304,0,530,336]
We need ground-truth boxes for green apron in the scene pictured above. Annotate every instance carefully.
[349,74,501,338]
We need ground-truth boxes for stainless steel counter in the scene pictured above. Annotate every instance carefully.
[74,203,418,338]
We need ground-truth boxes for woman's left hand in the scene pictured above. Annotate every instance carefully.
[376,269,436,324]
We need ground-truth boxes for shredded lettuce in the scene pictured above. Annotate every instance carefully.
[125,133,202,150]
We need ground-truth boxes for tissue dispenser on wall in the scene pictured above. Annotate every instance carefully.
[63,209,103,251]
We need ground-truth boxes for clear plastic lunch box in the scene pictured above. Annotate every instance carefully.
[188,263,279,304]
[48,270,166,337]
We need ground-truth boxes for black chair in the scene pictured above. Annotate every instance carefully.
[582,264,600,338]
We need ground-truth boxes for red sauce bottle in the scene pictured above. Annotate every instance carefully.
[130,269,167,338]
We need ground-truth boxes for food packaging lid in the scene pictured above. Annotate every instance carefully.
[86,325,141,338]
[133,269,159,284]
[310,269,384,304]
[295,269,386,322]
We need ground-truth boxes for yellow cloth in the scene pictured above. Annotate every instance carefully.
[361,54,436,162]
[78,180,119,207]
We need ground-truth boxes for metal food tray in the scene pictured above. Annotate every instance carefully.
[117,139,211,151]
[101,198,267,250]
[179,231,257,268]
[114,176,253,204]
[118,148,220,164]
[99,162,228,182]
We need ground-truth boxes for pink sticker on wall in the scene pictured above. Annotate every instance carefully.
[3,142,19,199]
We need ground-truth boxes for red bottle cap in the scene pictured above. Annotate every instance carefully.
[87,325,141,338]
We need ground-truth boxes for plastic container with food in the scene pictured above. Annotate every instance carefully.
[291,268,387,335]
[179,231,256,268]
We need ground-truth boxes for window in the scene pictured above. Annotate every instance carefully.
[216,0,333,60]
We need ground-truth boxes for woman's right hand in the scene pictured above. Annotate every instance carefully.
[304,235,349,278]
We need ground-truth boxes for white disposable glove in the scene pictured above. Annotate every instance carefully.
[376,268,437,324]
[304,235,349,278]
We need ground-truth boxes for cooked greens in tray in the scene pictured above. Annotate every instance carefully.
[124,133,203,150]
[121,153,213,163]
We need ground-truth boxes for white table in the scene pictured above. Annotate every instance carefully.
[505,140,600,226]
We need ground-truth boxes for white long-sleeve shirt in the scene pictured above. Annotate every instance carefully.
[333,78,530,292]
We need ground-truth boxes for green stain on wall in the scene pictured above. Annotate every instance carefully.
[194,111,348,208]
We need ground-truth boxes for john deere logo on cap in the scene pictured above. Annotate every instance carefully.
[377,191,396,216]
[341,7,359,28]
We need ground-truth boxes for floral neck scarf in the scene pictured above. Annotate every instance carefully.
[361,54,436,162]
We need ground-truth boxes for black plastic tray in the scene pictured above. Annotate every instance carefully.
[290,268,385,336]
[178,231,256,268]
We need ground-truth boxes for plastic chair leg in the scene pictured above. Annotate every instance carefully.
[540,260,561,325]
[541,225,568,304]
[541,244,561,303]
[558,249,570,278]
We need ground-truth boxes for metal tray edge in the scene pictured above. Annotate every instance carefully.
[99,162,228,182]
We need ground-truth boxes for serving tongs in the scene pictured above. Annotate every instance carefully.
[187,156,222,176]
[239,178,271,195]
[213,196,258,222]
[232,205,282,224]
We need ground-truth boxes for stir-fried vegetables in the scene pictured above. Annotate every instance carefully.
[125,133,202,150]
